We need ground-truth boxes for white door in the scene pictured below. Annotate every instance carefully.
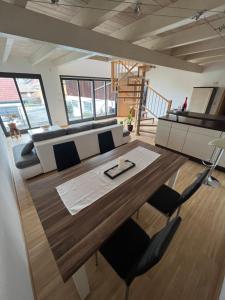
[188,87,214,113]
[167,123,189,152]
[155,120,171,147]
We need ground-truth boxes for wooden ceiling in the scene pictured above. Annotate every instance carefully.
[1,0,225,68]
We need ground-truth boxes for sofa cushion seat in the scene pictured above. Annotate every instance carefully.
[66,123,93,135]
[31,128,66,142]
[13,144,40,169]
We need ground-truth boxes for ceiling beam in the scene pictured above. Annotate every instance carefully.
[30,44,57,65]
[0,37,14,63]
[142,16,225,50]
[171,37,225,57]
[70,0,132,29]
[54,51,96,66]
[184,48,225,62]
[196,55,225,65]
[111,0,225,42]
[12,0,27,8]
[0,0,202,73]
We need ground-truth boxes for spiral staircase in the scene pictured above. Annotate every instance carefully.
[111,60,172,135]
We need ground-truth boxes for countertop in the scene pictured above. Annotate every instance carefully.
[159,113,225,132]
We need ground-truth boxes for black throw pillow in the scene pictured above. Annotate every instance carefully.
[21,141,34,156]
[53,141,81,171]
[98,131,115,154]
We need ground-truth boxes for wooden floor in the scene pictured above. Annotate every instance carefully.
[9,131,225,300]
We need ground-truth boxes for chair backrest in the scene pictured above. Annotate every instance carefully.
[53,141,80,171]
[98,130,115,154]
[127,217,181,283]
[180,168,210,204]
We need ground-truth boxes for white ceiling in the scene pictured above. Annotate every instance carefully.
[1,0,225,68]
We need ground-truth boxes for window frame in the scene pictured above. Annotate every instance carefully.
[0,72,52,136]
[60,75,117,124]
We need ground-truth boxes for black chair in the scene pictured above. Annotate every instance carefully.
[99,216,181,300]
[98,130,115,154]
[53,141,81,171]
[146,169,210,223]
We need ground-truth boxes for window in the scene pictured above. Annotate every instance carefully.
[95,80,106,117]
[61,76,116,124]
[0,73,51,136]
[79,80,94,119]
[106,82,116,115]
[62,79,81,121]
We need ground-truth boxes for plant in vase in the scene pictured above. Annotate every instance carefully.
[126,109,134,132]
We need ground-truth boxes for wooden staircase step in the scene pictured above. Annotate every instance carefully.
[139,129,156,134]
[118,90,141,93]
[127,83,143,87]
[118,96,141,99]
[140,118,155,122]
[127,75,145,79]
[140,124,157,127]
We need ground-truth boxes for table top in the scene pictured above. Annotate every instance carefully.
[28,140,187,282]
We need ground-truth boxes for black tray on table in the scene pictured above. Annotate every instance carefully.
[104,160,136,179]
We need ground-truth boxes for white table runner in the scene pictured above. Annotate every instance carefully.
[56,146,160,215]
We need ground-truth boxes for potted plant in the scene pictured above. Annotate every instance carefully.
[126,108,134,132]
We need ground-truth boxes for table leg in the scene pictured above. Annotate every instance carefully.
[167,169,180,189]
[72,265,90,300]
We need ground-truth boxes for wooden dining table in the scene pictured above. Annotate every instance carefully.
[28,140,187,299]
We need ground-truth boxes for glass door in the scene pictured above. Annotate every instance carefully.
[78,80,94,120]
[62,79,82,121]
[94,80,106,118]
[16,78,50,128]
[0,74,51,136]
[106,82,116,115]
[0,77,29,135]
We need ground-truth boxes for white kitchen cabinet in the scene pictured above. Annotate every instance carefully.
[167,123,189,152]
[156,120,225,164]
[182,127,222,162]
[156,119,224,163]
[155,120,171,147]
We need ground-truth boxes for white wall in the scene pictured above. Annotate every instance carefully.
[147,64,225,109]
[147,66,202,109]
[0,128,34,300]
[58,59,111,78]
[0,58,111,126]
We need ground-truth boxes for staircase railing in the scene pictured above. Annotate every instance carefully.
[145,86,172,118]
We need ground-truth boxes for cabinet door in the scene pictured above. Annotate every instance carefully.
[182,132,217,161]
[167,123,188,152]
[155,121,171,147]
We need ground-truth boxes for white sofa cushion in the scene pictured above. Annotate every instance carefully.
[34,124,123,173]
